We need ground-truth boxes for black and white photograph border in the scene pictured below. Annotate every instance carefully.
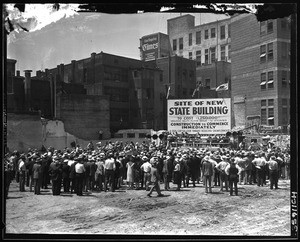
[2,2,298,241]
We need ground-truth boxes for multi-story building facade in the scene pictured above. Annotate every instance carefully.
[168,14,231,65]
[230,14,290,132]
[36,52,163,134]
[167,14,231,97]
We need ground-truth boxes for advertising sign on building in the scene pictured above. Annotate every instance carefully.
[141,34,159,61]
[167,98,231,134]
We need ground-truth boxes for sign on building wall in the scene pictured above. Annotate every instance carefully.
[167,98,231,134]
[141,34,159,61]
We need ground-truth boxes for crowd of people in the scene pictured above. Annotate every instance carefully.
[4,139,290,199]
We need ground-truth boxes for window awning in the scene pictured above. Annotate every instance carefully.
[260,81,267,85]
[267,80,274,84]
[268,117,274,120]
[260,53,266,57]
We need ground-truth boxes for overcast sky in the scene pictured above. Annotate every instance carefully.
[7,11,229,75]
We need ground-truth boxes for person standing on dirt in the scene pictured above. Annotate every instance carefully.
[26,153,37,192]
[49,156,63,196]
[252,153,265,187]
[186,152,198,188]
[126,156,135,189]
[69,157,78,194]
[140,156,152,191]
[162,155,172,191]
[147,158,164,197]
[32,158,43,195]
[83,156,91,192]
[104,152,116,192]
[75,156,86,196]
[114,153,123,190]
[268,156,279,189]
[215,155,230,192]
[173,158,182,191]
[4,153,14,198]
[243,152,253,185]
[179,154,188,188]
[95,153,105,191]
[18,154,26,192]
[202,156,213,194]
[225,158,241,196]
[61,156,70,193]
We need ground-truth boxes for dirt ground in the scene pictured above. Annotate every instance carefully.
[4,179,291,237]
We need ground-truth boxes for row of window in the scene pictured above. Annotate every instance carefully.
[173,25,229,51]
[260,70,290,90]
[260,42,273,62]
[260,18,290,36]
[190,45,231,66]
[261,98,289,125]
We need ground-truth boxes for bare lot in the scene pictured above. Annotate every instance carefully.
[5,179,290,236]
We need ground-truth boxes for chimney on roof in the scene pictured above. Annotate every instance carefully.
[16,70,20,77]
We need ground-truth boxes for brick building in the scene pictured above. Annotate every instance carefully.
[230,14,290,132]
[166,14,231,101]
[37,52,163,134]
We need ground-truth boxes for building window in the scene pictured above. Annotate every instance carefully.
[189,52,193,60]
[228,24,231,38]
[221,45,226,61]
[205,29,209,39]
[205,79,210,89]
[260,21,266,35]
[228,45,231,59]
[260,72,267,90]
[205,49,209,64]
[196,31,201,44]
[282,70,288,88]
[261,99,267,107]
[260,45,266,63]
[220,25,225,39]
[268,99,274,106]
[210,47,216,63]
[189,33,192,46]
[268,107,274,125]
[196,50,201,66]
[267,20,273,33]
[281,42,288,59]
[211,28,216,38]
[173,39,177,51]
[261,108,267,125]
[179,37,183,50]
[267,42,273,61]
[267,71,274,89]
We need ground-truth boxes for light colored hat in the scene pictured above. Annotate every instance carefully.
[142,156,148,161]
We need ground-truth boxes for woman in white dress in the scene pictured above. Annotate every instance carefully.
[126,157,135,189]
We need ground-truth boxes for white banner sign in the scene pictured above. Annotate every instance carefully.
[167,98,231,134]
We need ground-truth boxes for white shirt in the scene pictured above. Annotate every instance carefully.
[140,162,152,173]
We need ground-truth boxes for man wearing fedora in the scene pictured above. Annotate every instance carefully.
[202,155,213,194]
[215,155,230,192]
[32,158,43,195]
[147,158,164,197]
